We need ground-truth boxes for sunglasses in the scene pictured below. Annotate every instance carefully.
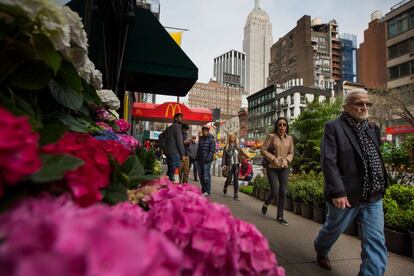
[278,123,287,127]
[353,101,373,108]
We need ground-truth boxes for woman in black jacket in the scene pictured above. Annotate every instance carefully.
[222,132,244,200]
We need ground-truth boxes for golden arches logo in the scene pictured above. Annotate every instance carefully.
[135,109,143,115]
[202,114,210,120]
[165,103,181,117]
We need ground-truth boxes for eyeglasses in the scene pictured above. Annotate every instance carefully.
[278,123,287,127]
[353,101,373,108]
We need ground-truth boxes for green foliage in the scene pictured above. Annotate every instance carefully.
[288,172,324,206]
[383,184,414,233]
[252,175,270,191]
[239,185,253,195]
[290,98,342,173]
[136,149,162,176]
[30,154,84,183]
[381,136,414,185]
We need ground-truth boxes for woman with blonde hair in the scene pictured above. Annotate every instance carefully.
[222,132,244,200]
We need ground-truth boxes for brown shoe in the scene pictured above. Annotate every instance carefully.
[316,254,332,270]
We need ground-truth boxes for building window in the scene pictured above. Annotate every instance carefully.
[388,61,414,80]
[387,8,414,38]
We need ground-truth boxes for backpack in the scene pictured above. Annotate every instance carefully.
[158,128,168,152]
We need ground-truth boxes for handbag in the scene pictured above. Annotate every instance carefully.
[261,135,275,168]
[222,166,229,178]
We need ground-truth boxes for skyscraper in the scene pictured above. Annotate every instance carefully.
[243,0,273,95]
[213,50,246,89]
[339,33,357,82]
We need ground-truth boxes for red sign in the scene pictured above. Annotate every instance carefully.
[132,102,212,125]
[385,125,414,135]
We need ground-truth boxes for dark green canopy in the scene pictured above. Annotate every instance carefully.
[121,7,198,96]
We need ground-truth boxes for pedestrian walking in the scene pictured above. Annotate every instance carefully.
[163,113,185,182]
[180,124,191,183]
[196,126,215,196]
[222,132,245,200]
[314,89,388,274]
[188,135,199,181]
[260,117,294,226]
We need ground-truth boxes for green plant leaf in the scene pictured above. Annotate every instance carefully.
[33,34,61,74]
[10,61,52,90]
[82,79,102,105]
[49,79,83,111]
[30,153,84,183]
[58,113,90,133]
[57,60,82,92]
[103,179,128,205]
[38,124,68,146]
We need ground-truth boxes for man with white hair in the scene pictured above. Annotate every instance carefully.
[314,89,388,275]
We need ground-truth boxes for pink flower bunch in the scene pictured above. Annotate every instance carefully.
[146,181,284,276]
[96,121,113,131]
[0,108,41,196]
[115,118,130,133]
[42,132,131,206]
[117,134,140,152]
[0,195,182,276]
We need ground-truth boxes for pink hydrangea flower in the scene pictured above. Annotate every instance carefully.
[96,121,113,131]
[0,107,41,196]
[0,195,182,276]
[117,134,140,152]
[115,119,130,133]
[146,181,285,275]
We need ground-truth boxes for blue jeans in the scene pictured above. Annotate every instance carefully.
[314,199,387,276]
[166,155,181,181]
[197,162,212,194]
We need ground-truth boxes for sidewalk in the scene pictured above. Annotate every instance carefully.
[191,174,414,276]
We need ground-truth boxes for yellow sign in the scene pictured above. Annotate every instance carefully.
[123,92,129,119]
[165,103,181,118]
[169,31,182,46]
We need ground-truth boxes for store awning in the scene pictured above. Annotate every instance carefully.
[132,102,212,125]
[120,7,198,96]
[66,1,198,96]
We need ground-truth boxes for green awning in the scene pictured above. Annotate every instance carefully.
[120,7,198,96]
[66,2,198,96]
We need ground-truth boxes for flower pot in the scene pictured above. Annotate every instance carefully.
[408,230,414,259]
[260,189,267,201]
[384,228,412,256]
[312,206,325,224]
[344,219,358,236]
[253,186,257,198]
[293,201,302,215]
[301,203,313,219]
[285,198,294,211]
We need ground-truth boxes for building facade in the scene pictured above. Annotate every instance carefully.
[247,84,332,141]
[220,116,240,140]
[339,33,357,82]
[357,11,387,89]
[213,50,246,89]
[243,0,273,94]
[384,0,414,102]
[187,80,243,119]
[238,107,249,141]
[268,16,340,90]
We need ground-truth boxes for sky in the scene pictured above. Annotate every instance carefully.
[156,0,395,103]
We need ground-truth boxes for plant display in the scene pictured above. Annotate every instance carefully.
[240,185,254,195]
[288,172,324,205]
[252,175,270,192]
[383,184,414,233]
[0,2,285,275]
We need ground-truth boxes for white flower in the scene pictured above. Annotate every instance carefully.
[97,89,121,110]
[62,6,88,50]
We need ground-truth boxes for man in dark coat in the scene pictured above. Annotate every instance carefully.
[164,113,185,181]
[314,89,388,275]
[196,126,215,196]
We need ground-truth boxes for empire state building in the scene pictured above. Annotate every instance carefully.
[243,0,273,94]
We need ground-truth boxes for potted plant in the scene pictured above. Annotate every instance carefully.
[312,180,326,224]
[298,180,314,220]
[383,184,414,256]
[289,179,302,215]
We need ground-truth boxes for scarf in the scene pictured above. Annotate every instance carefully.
[341,112,385,200]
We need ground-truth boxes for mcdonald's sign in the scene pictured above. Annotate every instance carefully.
[165,103,181,117]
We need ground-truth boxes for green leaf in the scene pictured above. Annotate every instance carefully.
[82,79,102,105]
[33,34,61,74]
[38,124,68,146]
[57,60,82,92]
[30,153,84,183]
[10,61,52,90]
[49,79,83,111]
[58,113,90,133]
[103,179,128,205]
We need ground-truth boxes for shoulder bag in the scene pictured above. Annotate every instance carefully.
[261,135,275,168]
